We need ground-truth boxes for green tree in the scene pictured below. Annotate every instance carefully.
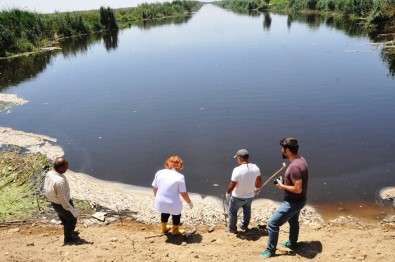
[100,7,119,30]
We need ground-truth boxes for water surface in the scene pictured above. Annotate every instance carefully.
[1,4,394,221]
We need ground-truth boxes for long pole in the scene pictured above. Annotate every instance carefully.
[255,162,287,196]
[222,194,228,227]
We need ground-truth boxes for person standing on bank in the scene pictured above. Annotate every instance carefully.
[260,138,308,258]
[152,155,193,235]
[43,157,80,245]
[226,149,262,233]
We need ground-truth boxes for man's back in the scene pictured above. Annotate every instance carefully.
[231,163,260,198]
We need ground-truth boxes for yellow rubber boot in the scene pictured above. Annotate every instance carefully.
[161,222,171,233]
[171,225,185,235]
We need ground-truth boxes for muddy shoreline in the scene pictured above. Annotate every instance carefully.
[0,96,394,225]
[1,125,394,225]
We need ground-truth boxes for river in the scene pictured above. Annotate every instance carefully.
[1,3,394,221]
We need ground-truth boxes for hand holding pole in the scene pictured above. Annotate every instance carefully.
[255,162,287,196]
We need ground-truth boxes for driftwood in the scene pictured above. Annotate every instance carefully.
[222,194,228,227]
[0,220,27,226]
[144,233,165,239]
[144,227,197,239]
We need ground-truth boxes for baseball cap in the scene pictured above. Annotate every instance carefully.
[234,149,249,158]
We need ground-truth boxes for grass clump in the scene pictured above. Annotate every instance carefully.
[0,146,91,222]
[0,146,52,221]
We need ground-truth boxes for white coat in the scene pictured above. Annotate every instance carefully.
[152,168,187,215]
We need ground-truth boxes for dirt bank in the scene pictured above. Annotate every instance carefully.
[1,216,394,262]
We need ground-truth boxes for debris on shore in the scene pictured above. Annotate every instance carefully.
[0,94,27,112]
[0,127,63,159]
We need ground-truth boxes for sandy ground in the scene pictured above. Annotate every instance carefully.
[0,168,394,262]
[1,217,394,262]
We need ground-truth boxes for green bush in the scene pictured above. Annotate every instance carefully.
[0,7,112,56]
[100,6,118,30]
[215,0,270,12]
[0,9,52,55]
[289,0,357,14]
[369,0,395,23]
[115,1,202,23]
[288,0,394,22]
[289,0,318,10]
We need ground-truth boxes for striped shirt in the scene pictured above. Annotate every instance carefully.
[43,170,73,211]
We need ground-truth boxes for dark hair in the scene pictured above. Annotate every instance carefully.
[239,155,249,160]
[54,157,67,172]
[280,138,299,154]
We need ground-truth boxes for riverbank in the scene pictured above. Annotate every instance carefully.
[1,171,395,262]
[0,2,203,57]
[2,162,395,262]
[66,170,324,227]
[1,125,395,261]
[0,124,394,226]
[1,214,394,262]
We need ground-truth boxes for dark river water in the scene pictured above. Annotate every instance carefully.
[1,4,395,221]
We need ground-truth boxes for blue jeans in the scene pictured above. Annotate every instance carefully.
[228,196,253,231]
[266,199,306,253]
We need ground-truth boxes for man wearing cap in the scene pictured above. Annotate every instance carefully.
[226,149,262,233]
[260,138,308,258]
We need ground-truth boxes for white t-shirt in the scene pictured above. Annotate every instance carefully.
[231,163,261,198]
[152,168,187,215]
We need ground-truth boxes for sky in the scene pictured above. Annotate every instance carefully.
[0,0,170,13]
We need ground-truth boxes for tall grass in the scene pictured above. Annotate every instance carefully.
[369,0,395,23]
[0,8,108,57]
[218,0,395,24]
[288,0,395,24]
[214,0,270,12]
[0,1,202,57]
[0,9,51,56]
[116,0,202,23]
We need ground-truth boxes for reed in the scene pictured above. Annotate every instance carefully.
[287,0,395,24]
[218,0,394,24]
[115,0,202,23]
[215,0,271,12]
[0,1,203,57]
[0,8,106,57]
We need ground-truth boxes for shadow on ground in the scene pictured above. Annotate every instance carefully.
[236,224,267,241]
[278,240,323,259]
[164,232,203,245]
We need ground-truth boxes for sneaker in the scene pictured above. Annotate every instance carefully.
[259,249,273,258]
[64,235,82,245]
[225,228,238,234]
[281,240,295,249]
[238,223,247,231]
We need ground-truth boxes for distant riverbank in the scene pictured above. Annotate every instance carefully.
[2,1,394,58]
[0,1,203,57]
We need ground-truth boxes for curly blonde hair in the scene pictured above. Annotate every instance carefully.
[164,155,184,170]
